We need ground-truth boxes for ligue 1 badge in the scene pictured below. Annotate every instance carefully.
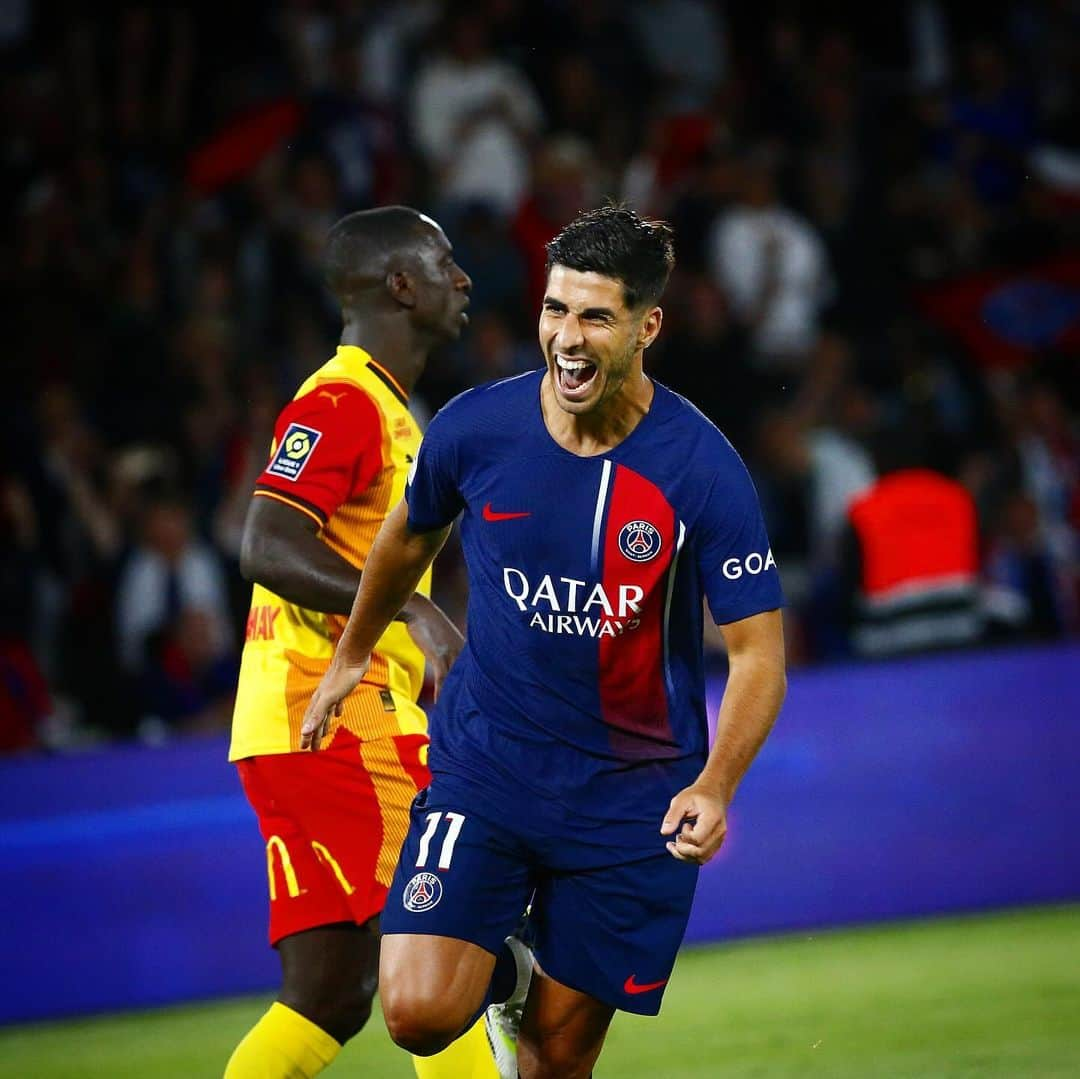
[266,422,322,482]
[403,871,443,913]
[618,520,662,563]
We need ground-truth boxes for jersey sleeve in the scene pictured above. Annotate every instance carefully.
[405,410,464,532]
[254,382,384,525]
[696,452,784,625]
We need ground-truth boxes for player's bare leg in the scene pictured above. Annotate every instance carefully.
[381,933,497,1055]
[277,920,381,1042]
[517,970,614,1079]
[225,921,379,1078]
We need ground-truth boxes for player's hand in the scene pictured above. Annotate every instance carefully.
[300,653,371,751]
[402,594,464,701]
[661,785,729,865]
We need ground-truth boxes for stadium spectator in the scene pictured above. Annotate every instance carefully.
[358,1,442,108]
[647,274,753,446]
[410,10,543,216]
[276,0,337,94]
[0,475,49,752]
[512,135,600,312]
[621,111,726,217]
[23,386,126,728]
[1013,378,1079,569]
[283,152,343,283]
[983,488,1070,640]
[544,52,629,170]
[751,13,815,145]
[213,378,282,562]
[627,0,728,115]
[303,38,405,211]
[947,37,1037,208]
[555,0,652,134]
[750,395,877,662]
[468,310,536,381]
[708,145,833,379]
[115,495,234,730]
[139,607,237,735]
[451,200,529,326]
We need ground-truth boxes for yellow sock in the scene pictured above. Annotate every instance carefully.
[412,1019,499,1079]
[225,1001,341,1078]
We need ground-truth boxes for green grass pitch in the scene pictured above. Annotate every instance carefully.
[3,906,1077,1077]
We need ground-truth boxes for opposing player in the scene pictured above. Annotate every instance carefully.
[301,205,788,1078]
[226,207,499,1079]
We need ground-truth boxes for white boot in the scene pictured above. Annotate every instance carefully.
[484,934,534,1079]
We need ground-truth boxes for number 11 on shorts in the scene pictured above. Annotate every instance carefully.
[415,811,466,870]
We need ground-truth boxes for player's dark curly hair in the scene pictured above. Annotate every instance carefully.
[545,204,675,309]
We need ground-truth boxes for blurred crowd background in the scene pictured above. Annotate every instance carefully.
[2,1,1078,750]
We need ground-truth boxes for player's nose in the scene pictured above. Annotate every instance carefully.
[554,312,585,351]
[454,263,472,292]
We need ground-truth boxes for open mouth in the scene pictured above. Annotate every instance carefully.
[556,354,598,399]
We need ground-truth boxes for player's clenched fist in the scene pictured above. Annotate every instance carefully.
[660,785,729,865]
[300,654,372,750]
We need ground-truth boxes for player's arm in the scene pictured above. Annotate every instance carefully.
[300,501,452,750]
[238,495,440,624]
[240,495,362,614]
[662,608,786,865]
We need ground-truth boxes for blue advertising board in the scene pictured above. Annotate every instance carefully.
[2,644,1077,1024]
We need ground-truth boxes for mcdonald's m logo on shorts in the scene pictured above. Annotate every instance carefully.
[266,835,301,900]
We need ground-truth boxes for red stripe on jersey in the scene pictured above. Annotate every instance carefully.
[598,464,676,748]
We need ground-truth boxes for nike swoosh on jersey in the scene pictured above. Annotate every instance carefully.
[623,975,668,995]
[483,503,531,522]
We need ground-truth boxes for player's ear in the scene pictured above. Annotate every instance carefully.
[386,269,417,309]
[639,305,663,351]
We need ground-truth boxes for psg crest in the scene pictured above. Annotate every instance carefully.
[403,871,443,912]
[618,520,662,563]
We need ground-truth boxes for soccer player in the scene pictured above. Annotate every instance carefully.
[301,205,788,1078]
[225,206,499,1079]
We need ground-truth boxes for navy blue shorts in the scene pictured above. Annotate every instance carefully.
[380,778,700,1015]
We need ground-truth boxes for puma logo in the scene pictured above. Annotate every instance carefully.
[319,390,347,408]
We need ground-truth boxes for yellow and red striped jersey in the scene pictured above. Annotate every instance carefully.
[229,345,431,760]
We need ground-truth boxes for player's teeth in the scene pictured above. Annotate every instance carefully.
[557,357,589,371]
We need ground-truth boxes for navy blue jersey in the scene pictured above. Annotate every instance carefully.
[406,370,782,851]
